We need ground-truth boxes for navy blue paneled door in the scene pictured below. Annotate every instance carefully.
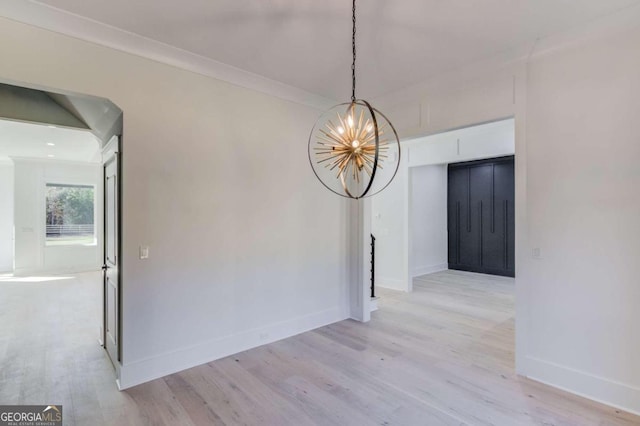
[447,156,515,277]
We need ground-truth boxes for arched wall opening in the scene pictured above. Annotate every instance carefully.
[0,79,124,374]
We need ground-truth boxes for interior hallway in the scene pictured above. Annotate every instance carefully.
[2,270,639,425]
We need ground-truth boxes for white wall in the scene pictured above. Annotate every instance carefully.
[12,158,102,275]
[523,23,640,413]
[409,165,447,277]
[0,158,13,272]
[0,17,352,388]
[372,119,515,291]
[371,8,640,415]
[406,119,516,167]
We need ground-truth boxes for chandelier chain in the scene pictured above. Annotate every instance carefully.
[351,0,356,102]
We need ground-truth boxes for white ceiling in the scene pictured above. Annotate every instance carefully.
[31,0,640,99]
[0,119,101,163]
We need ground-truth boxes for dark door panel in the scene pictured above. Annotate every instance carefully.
[447,156,515,277]
[447,167,467,265]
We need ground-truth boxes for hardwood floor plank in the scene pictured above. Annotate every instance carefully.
[127,379,196,426]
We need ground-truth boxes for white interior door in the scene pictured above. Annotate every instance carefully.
[103,140,120,367]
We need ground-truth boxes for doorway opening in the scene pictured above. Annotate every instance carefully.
[0,81,123,378]
[366,117,517,379]
[369,118,515,295]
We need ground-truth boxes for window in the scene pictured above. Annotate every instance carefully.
[46,184,95,246]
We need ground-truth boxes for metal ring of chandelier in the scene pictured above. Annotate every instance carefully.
[308,99,400,199]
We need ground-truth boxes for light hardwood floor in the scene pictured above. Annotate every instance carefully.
[1,270,639,425]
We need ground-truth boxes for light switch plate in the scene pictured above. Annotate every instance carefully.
[139,246,149,259]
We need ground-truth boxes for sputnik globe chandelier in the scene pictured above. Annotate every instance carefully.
[309,0,401,199]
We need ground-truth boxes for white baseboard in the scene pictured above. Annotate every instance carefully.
[118,306,349,389]
[412,263,448,278]
[376,277,407,291]
[525,356,640,416]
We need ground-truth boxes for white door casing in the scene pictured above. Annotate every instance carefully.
[103,137,120,367]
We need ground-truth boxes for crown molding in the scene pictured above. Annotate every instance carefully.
[0,0,336,110]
